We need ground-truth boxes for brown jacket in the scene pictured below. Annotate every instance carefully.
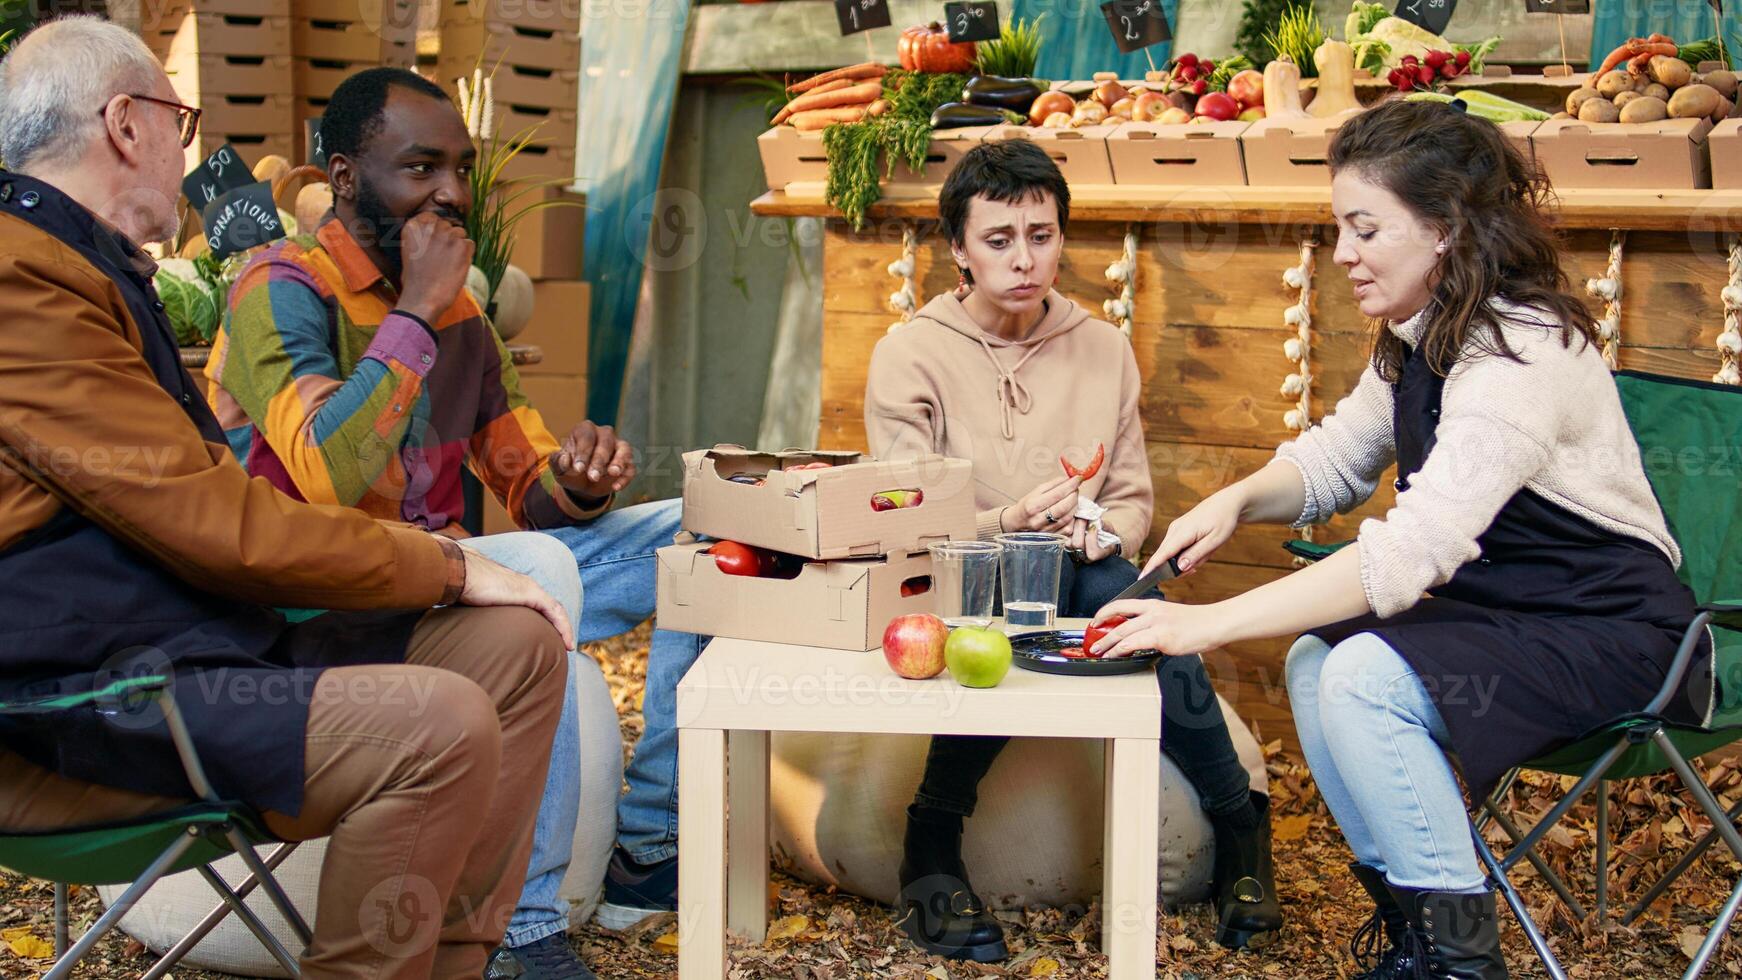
[0,172,458,813]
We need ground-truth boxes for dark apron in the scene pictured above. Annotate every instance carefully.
[1309,345,1710,801]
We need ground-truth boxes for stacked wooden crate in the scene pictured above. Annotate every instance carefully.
[436,0,579,183]
[145,0,295,172]
[290,0,420,163]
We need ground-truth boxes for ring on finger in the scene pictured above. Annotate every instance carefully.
[1044,510,1055,523]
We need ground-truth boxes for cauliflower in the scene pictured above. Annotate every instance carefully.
[1344,2,1500,75]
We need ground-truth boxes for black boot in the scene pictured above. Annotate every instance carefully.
[896,805,1008,963]
[1347,863,1414,979]
[1211,791,1283,949]
[1387,886,1509,979]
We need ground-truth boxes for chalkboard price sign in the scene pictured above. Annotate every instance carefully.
[834,0,891,36]
[203,181,286,260]
[945,1,1000,42]
[1393,0,1457,36]
[1099,0,1171,55]
[305,117,328,170]
[1524,0,1590,12]
[180,142,252,211]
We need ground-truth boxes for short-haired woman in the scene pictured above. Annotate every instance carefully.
[1089,100,1711,978]
[865,139,1279,963]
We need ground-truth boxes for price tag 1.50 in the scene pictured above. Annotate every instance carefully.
[1099,0,1171,55]
[180,142,253,211]
[945,1,1000,42]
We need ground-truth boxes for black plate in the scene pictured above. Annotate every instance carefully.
[1009,629,1163,676]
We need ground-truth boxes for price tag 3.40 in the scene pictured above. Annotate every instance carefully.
[945,1,1000,43]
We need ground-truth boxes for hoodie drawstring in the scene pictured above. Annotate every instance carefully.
[976,334,1048,439]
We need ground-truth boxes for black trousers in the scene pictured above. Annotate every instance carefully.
[913,556,1254,821]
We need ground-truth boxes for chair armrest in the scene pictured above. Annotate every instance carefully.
[1282,539,1354,564]
[1701,601,1742,633]
[0,675,168,716]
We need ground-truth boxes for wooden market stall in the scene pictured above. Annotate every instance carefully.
[752,180,1742,745]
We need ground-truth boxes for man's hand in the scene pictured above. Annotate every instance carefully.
[397,212,475,325]
[551,421,636,501]
[457,548,574,649]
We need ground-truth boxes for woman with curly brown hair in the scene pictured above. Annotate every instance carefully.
[1088,99,1710,978]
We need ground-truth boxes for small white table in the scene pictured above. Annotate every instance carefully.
[675,621,1163,979]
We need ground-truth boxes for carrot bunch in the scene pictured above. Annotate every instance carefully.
[777,63,892,131]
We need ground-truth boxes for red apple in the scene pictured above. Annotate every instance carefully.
[883,613,950,679]
[1227,69,1264,108]
[1194,91,1239,121]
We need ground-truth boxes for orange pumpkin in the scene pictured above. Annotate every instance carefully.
[897,22,976,74]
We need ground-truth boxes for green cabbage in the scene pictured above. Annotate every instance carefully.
[1345,1,1389,39]
[155,257,221,345]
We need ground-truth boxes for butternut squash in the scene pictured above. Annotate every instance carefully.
[1308,39,1362,118]
[1263,55,1307,118]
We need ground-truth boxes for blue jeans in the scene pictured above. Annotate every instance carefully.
[455,531,587,947]
[1285,632,1486,894]
[542,497,703,865]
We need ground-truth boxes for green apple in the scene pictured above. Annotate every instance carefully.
[944,627,1013,688]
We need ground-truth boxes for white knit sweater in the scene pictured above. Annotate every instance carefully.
[1275,300,1680,619]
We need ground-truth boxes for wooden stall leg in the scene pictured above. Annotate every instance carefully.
[727,728,770,941]
[678,728,728,980]
[1102,736,1161,980]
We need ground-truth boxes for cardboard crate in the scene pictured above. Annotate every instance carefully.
[1107,120,1250,185]
[439,16,580,73]
[294,58,371,101]
[142,0,289,29]
[979,125,1117,185]
[437,61,578,110]
[1711,119,1742,189]
[509,186,585,280]
[164,53,293,100]
[1239,115,1352,187]
[1530,116,1713,190]
[517,280,589,375]
[757,125,984,193]
[148,12,293,60]
[494,104,577,148]
[186,133,297,176]
[292,0,419,43]
[294,18,414,65]
[442,0,580,33]
[657,540,937,651]
[681,448,975,560]
[497,144,577,183]
[195,93,297,136]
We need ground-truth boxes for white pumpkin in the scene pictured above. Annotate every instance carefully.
[490,264,535,340]
[293,183,332,236]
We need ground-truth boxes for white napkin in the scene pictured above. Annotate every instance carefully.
[1073,498,1122,551]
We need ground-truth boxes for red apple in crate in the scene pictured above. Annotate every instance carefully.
[1194,91,1239,121]
[1226,69,1264,108]
[882,613,950,679]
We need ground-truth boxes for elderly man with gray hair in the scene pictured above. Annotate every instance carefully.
[0,17,578,980]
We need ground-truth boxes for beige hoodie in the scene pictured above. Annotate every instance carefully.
[864,290,1153,550]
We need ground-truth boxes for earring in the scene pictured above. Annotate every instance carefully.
[1435,242,1448,254]
[956,267,967,289]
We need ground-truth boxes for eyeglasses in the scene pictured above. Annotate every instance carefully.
[96,94,202,149]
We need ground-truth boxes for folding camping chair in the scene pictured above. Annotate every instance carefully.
[0,674,311,979]
[1285,370,1742,979]
[1465,371,1742,980]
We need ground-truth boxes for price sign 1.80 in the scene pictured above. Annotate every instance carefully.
[834,0,892,36]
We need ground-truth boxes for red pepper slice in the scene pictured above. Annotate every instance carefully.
[1061,443,1106,481]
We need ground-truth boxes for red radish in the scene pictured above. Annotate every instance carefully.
[1425,49,1449,68]
[1417,65,1435,85]
[1190,78,1208,95]
[1195,91,1239,120]
[1455,50,1471,66]
[1176,52,1198,68]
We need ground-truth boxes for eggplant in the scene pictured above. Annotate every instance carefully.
[963,75,1044,112]
[930,102,1009,129]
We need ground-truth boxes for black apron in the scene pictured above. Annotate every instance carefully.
[0,173,422,817]
[1309,344,1710,801]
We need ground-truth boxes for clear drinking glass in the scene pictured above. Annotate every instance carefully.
[995,532,1065,628]
[928,541,1001,628]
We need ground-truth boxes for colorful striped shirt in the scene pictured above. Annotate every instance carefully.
[205,217,602,531]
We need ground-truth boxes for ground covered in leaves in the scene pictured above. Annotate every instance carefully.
[6,625,1742,978]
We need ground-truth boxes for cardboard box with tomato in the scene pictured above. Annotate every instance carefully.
[680,447,975,561]
[656,537,937,651]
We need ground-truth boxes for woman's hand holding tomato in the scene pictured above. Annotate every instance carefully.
[1085,598,1229,659]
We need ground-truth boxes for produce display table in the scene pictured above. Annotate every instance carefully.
[675,620,1162,979]
[750,187,1739,747]
[178,343,547,369]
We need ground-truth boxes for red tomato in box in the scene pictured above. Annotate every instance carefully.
[711,541,765,577]
[1082,615,1130,657]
